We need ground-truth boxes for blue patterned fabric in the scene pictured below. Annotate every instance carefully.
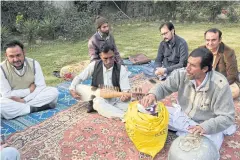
[1,84,76,137]
[1,60,155,137]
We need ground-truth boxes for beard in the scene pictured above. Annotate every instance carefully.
[104,61,114,69]
[103,30,109,34]
[13,61,24,70]
[186,73,195,80]
[164,38,169,42]
[8,57,25,70]
[102,31,109,37]
[187,75,194,80]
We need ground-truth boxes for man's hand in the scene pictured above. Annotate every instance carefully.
[139,94,156,108]
[69,89,81,100]
[10,96,25,103]
[155,67,166,76]
[188,125,206,136]
[29,83,36,93]
[120,94,131,102]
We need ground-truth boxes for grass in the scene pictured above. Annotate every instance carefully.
[3,22,240,86]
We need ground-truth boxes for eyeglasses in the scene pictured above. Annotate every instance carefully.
[161,31,170,36]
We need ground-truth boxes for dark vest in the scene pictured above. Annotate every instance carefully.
[92,60,121,90]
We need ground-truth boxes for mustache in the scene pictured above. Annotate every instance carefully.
[13,60,21,63]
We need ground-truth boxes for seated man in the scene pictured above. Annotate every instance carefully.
[154,22,188,80]
[202,28,240,99]
[140,47,235,151]
[0,40,58,120]
[88,16,123,64]
[69,43,130,119]
[59,16,123,81]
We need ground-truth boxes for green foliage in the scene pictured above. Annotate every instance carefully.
[1,1,240,46]
[115,1,238,22]
[15,13,24,33]
[1,26,10,39]
[74,1,101,15]
[28,4,60,40]
[1,1,96,42]
[59,7,95,41]
[16,13,24,24]
[176,2,201,22]
[39,16,59,40]
[21,20,40,44]
[228,6,240,23]
[1,26,11,50]
[1,1,45,31]
[201,1,232,22]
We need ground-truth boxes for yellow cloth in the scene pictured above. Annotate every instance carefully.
[124,101,169,158]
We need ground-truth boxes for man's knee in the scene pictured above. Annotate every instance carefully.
[92,97,107,111]
[45,87,59,101]
[50,87,59,98]
[92,98,100,110]
[93,97,104,105]
[230,83,240,99]
[1,109,29,120]
[1,102,30,120]
[1,112,13,120]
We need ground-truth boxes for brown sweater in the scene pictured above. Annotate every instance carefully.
[200,42,239,86]
[88,32,123,64]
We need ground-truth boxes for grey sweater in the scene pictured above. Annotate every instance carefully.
[149,68,235,134]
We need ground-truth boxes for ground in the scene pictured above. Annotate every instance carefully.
[10,22,240,86]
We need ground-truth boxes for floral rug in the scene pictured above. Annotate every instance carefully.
[4,71,240,160]
[4,101,171,160]
[1,60,151,136]
[5,91,240,160]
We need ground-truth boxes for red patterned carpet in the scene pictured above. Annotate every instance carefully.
[5,76,240,159]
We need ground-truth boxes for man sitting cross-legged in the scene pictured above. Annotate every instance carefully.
[69,42,131,119]
[201,28,240,99]
[0,40,58,120]
[88,16,123,64]
[140,47,235,151]
[154,22,188,80]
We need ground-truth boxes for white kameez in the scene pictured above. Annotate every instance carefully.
[167,104,236,151]
[70,61,131,119]
[0,60,58,119]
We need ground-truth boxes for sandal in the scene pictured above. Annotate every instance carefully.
[52,71,61,78]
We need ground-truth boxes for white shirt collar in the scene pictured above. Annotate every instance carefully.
[103,64,113,73]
